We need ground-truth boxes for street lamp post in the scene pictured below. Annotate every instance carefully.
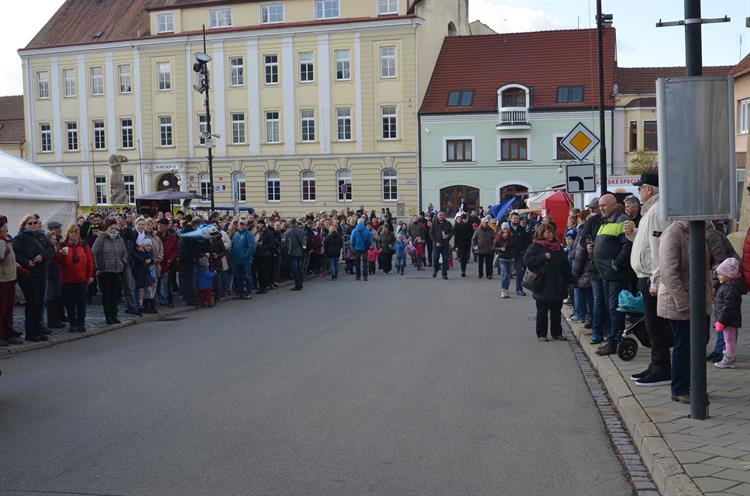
[595,2,612,196]
[193,26,215,210]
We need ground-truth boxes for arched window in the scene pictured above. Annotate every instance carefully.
[198,172,211,202]
[498,84,530,108]
[266,171,280,202]
[337,169,352,202]
[447,21,457,37]
[232,172,246,202]
[382,168,398,201]
[301,170,316,201]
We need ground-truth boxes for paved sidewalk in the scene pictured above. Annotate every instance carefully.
[567,295,750,496]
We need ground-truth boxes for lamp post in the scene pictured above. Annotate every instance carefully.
[595,2,612,196]
[193,26,215,210]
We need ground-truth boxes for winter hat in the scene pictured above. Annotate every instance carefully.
[198,256,209,268]
[138,237,152,247]
[565,228,577,239]
[501,222,510,230]
[357,217,365,225]
[716,257,741,279]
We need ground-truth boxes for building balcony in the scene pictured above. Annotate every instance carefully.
[496,107,530,130]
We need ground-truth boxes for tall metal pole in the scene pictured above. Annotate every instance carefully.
[596,0,608,196]
[685,0,707,420]
[203,26,215,211]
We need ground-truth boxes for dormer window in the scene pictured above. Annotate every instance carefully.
[500,86,528,108]
[209,7,232,28]
[556,86,584,103]
[497,84,530,129]
[157,12,175,33]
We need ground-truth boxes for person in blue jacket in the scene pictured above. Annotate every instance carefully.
[394,234,407,275]
[229,219,255,299]
[350,218,373,281]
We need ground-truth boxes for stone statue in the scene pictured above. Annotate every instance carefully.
[109,154,130,205]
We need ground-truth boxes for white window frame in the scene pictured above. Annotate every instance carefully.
[157,62,172,91]
[265,111,280,143]
[229,56,244,86]
[199,173,211,202]
[118,64,132,93]
[378,0,399,15]
[95,175,108,205]
[299,52,314,83]
[120,118,134,149]
[209,7,233,28]
[232,172,247,202]
[497,135,531,162]
[381,105,397,140]
[157,12,175,33]
[497,83,531,109]
[300,109,316,143]
[198,114,208,145]
[266,171,281,202]
[552,133,575,160]
[90,66,104,96]
[315,0,340,19]
[301,170,316,202]
[63,69,76,97]
[260,3,284,24]
[159,116,173,147]
[264,54,279,84]
[740,99,750,134]
[231,112,246,144]
[442,136,475,163]
[382,168,398,201]
[37,71,49,99]
[334,49,351,81]
[93,120,106,150]
[337,169,352,202]
[66,121,78,151]
[380,46,396,79]
[40,123,52,153]
[336,107,352,141]
[123,174,135,204]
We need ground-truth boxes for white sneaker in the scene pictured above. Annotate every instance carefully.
[714,357,736,369]
[501,289,510,299]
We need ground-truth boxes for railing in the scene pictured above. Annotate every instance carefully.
[497,107,529,127]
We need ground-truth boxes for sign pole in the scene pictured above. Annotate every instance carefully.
[596,0,608,196]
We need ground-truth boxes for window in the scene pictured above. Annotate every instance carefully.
[381,105,397,140]
[266,171,281,201]
[66,122,78,151]
[232,172,246,202]
[231,112,246,144]
[209,7,232,28]
[157,62,171,91]
[299,52,314,82]
[93,120,106,150]
[501,88,526,107]
[119,65,132,93]
[644,121,658,151]
[265,111,280,143]
[740,100,750,134]
[157,12,175,33]
[90,67,103,96]
[37,72,49,99]
[159,116,173,147]
[335,49,350,80]
[629,121,638,152]
[301,109,316,142]
[315,0,339,19]
[264,54,278,84]
[261,3,284,23]
[556,86,585,103]
[337,170,352,201]
[95,176,108,204]
[123,174,135,204]
[378,0,398,15]
[555,137,574,160]
[121,118,134,149]
[198,114,208,145]
[40,123,52,152]
[63,69,76,97]
[199,173,211,201]
[301,170,316,201]
[382,168,398,201]
[500,138,528,161]
[380,46,396,78]
[446,139,472,162]
[447,90,473,107]
[336,107,352,141]
[230,57,244,86]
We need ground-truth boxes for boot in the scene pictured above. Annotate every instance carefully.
[105,314,115,325]
[150,298,159,313]
[144,299,157,314]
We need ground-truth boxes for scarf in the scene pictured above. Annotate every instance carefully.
[533,239,562,252]
[71,239,80,264]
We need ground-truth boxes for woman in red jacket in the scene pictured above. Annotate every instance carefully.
[55,224,94,333]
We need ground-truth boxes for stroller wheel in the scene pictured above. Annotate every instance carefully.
[617,337,638,361]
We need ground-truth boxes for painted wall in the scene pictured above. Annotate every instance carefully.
[734,74,750,167]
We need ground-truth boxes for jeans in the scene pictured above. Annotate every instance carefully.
[232,262,253,296]
[222,269,231,296]
[457,248,470,274]
[122,263,138,311]
[573,285,592,321]
[603,279,628,345]
[327,256,338,278]
[669,319,690,396]
[289,256,303,289]
[157,270,172,306]
[432,243,450,277]
[714,331,726,355]
[514,254,526,292]
[498,259,513,290]
[395,256,406,269]
[62,282,87,329]
[477,254,493,278]
[355,250,367,279]
[536,299,563,338]
[590,279,608,342]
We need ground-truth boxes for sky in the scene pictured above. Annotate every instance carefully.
[0,0,748,95]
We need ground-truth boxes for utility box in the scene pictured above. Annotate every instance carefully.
[656,76,736,220]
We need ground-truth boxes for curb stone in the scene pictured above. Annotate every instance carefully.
[565,316,704,496]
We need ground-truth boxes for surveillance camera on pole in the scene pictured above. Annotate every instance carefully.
[192,28,216,210]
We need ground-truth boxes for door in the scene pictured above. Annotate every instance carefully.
[440,186,480,216]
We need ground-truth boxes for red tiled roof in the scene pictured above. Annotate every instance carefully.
[0,96,25,144]
[420,28,617,115]
[732,53,750,78]
[617,66,732,94]
[624,97,656,108]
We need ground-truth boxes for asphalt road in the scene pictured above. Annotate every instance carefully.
[0,267,633,496]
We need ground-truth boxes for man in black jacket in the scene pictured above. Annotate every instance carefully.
[430,211,453,280]
[453,213,473,277]
[509,212,531,295]
[254,219,275,293]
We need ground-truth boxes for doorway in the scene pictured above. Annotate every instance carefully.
[440,185,480,216]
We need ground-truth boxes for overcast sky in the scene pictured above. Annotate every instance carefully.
[1,0,748,96]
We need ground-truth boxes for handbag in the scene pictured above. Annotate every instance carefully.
[523,267,544,292]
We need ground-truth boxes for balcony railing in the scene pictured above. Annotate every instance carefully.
[497,107,530,128]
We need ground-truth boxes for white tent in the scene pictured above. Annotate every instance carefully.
[0,150,77,233]
[526,190,557,210]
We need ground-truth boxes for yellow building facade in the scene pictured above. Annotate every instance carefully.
[19,0,468,216]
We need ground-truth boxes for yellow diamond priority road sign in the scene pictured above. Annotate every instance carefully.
[561,122,600,161]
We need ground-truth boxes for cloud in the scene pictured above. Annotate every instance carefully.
[469,0,570,33]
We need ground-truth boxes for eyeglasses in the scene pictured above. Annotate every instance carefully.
[26,221,38,226]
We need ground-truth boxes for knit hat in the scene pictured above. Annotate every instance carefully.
[47,220,62,230]
[198,256,209,268]
[716,257,740,279]
[565,228,577,239]
[501,222,510,230]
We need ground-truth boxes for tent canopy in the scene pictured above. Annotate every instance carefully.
[136,191,196,201]
[541,191,574,241]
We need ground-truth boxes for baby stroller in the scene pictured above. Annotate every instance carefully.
[616,290,651,361]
